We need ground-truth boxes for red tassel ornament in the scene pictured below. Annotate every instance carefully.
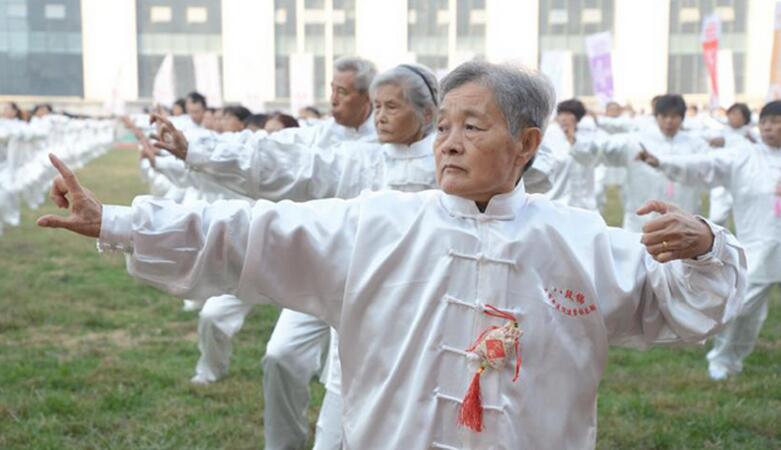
[458,305,523,432]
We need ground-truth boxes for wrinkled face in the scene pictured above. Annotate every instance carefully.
[760,115,781,148]
[221,113,245,132]
[264,117,286,133]
[655,113,683,137]
[330,70,371,128]
[605,102,622,117]
[373,83,425,145]
[434,82,539,204]
[727,109,747,129]
[186,99,206,125]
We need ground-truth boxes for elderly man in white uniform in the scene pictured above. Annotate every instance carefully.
[39,62,745,450]
[602,94,709,231]
[636,100,781,381]
[177,57,378,449]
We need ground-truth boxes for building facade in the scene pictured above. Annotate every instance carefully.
[0,0,776,112]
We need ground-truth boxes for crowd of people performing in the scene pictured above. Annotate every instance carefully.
[5,55,780,448]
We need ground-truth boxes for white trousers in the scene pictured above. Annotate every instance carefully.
[194,294,253,382]
[313,389,343,450]
[707,282,774,375]
[262,309,331,450]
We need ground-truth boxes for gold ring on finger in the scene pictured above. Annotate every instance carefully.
[662,240,668,249]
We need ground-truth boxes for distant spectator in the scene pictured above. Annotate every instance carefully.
[221,106,252,132]
[172,98,186,116]
[185,91,208,125]
[264,112,299,133]
[2,102,23,120]
[201,108,219,131]
[244,113,268,132]
[298,106,322,120]
[33,104,53,118]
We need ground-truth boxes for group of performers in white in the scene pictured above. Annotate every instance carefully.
[31,56,779,449]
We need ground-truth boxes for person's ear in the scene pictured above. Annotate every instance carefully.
[513,127,542,169]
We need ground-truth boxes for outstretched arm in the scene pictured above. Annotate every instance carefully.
[149,113,380,202]
[635,145,738,190]
[37,154,359,327]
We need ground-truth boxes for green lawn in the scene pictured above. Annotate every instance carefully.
[0,149,778,449]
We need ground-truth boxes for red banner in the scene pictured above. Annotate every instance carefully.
[701,14,721,107]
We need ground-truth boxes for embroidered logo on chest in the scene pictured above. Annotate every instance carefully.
[544,287,597,317]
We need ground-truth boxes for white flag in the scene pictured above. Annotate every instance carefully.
[290,53,315,115]
[194,53,223,107]
[153,53,176,107]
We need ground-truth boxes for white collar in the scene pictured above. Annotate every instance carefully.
[382,133,435,159]
[439,183,526,221]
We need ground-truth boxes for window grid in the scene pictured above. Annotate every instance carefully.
[0,0,84,96]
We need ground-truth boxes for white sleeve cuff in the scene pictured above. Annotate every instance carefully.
[185,134,215,168]
[684,217,725,266]
[97,205,134,253]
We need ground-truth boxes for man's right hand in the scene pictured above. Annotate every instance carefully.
[37,154,103,238]
[635,143,660,168]
[150,113,189,160]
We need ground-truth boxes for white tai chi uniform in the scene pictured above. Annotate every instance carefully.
[602,126,709,232]
[97,178,745,449]
[653,141,780,379]
[542,123,602,210]
[698,125,757,226]
[153,124,554,449]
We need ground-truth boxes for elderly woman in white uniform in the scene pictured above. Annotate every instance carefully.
[38,61,745,450]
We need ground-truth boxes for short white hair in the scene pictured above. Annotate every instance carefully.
[440,61,556,137]
[369,63,439,136]
[333,57,378,93]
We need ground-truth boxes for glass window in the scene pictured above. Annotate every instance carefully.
[186,7,207,24]
[408,0,449,73]
[150,6,172,23]
[44,4,66,20]
[274,0,356,101]
[0,0,83,96]
[456,0,485,55]
[538,0,614,97]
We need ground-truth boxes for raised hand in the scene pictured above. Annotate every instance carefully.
[37,154,103,238]
[635,143,660,168]
[636,200,714,263]
[150,113,189,160]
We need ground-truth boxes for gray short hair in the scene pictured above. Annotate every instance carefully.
[440,61,556,138]
[369,63,439,135]
[334,56,378,93]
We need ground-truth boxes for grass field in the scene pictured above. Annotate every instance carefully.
[0,149,779,449]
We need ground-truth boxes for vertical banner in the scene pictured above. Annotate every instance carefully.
[153,54,176,108]
[585,31,614,105]
[717,49,736,108]
[701,14,721,108]
[769,2,781,100]
[103,66,126,115]
[540,50,574,104]
[193,53,224,107]
[290,53,315,115]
